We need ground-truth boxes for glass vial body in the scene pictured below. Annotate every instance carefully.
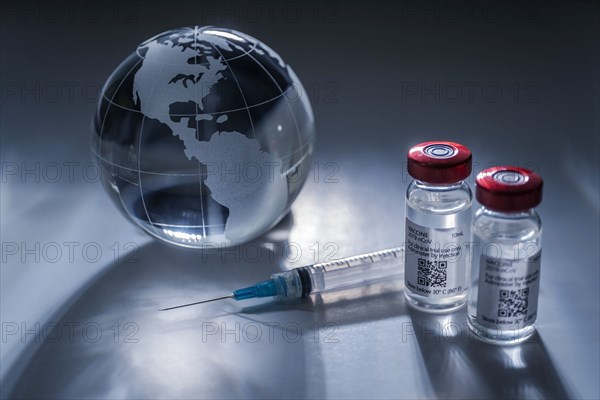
[404,180,472,312]
[403,141,473,313]
[467,166,544,345]
[467,207,542,344]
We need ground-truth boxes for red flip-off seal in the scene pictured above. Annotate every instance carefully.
[476,166,543,212]
[407,141,472,184]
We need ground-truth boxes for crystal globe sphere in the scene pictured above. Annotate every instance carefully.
[92,26,315,248]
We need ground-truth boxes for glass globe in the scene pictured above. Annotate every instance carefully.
[91,26,315,248]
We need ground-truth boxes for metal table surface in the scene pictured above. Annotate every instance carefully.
[1,1,598,399]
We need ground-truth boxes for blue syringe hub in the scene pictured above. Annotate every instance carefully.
[232,279,278,300]
[232,268,308,301]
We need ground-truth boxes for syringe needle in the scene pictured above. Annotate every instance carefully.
[159,294,234,311]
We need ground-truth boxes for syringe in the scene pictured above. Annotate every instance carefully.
[160,247,404,311]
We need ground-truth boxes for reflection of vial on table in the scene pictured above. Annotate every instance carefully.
[404,141,472,312]
[468,166,543,345]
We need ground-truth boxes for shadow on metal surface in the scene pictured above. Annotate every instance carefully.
[408,307,573,399]
[6,214,328,399]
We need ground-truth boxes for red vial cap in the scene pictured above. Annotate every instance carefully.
[476,166,543,212]
[407,141,472,184]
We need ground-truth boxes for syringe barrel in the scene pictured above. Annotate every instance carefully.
[307,247,404,295]
[270,247,404,300]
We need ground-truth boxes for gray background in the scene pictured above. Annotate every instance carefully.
[1,1,598,399]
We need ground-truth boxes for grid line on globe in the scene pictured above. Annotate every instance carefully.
[92,26,316,248]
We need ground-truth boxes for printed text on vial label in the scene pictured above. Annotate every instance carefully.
[405,219,468,298]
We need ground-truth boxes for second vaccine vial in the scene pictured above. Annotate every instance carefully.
[404,141,472,312]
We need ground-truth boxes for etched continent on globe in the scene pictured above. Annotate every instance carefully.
[93,27,315,247]
[132,29,288,241]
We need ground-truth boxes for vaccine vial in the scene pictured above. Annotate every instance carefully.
[467,166,543,344]
[404,141,472,312]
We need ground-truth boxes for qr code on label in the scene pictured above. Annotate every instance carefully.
[497,288,529,318]
[417,258,447,287]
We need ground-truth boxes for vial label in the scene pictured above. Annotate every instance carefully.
[476,251,541,330]
[404,218,469,298]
